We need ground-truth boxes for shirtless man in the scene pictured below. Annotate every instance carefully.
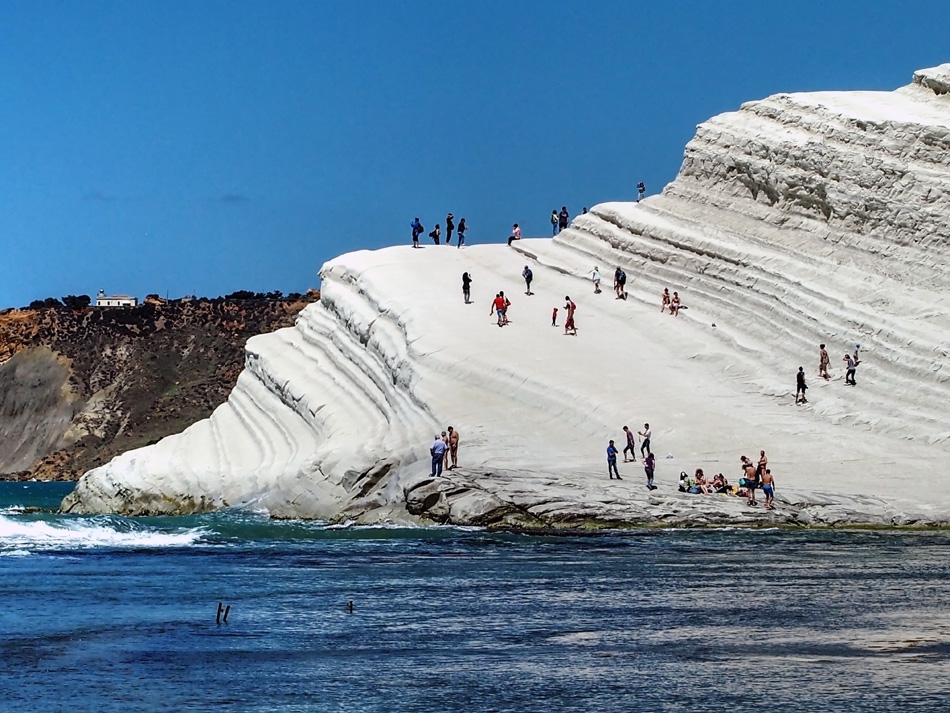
[761,468,776,510]
[447,426,460,470]
[441,431,450,470]
[819,344,830,380]
[563,296,577,336]
[660,288,671,313]
[740,455,758,506]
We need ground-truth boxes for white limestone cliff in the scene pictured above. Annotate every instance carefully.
[63,66,950,527]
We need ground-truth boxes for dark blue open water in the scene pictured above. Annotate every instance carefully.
[2,482,949,712]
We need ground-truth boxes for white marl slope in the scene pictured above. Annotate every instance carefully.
[63,65,950,527]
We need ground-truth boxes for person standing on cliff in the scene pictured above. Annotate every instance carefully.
[522,265,534,295]
[430,434,447,476]
[558,206,570,233]
[637,181,646,202]
[622,425,637,463]
[457,218,467,248]
[551,209,559,236]
[447,426,460,470]
[429,224,441,245]
[638,423,652,458]
[607,440,621,480]
[761,468,776,510]
[411,217,423,248]
[644,451,656,490]
[462,272,472,304]
[796,366,808,404]
[819,344,830,380]
[445,213,455,245]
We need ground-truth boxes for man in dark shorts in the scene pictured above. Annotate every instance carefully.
[447,426,460,470]
[522,265,533,295]
[796,366,808,404]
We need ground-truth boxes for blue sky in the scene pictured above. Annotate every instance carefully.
[1,1,947,307]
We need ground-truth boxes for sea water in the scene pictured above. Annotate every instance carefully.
[2,482,949,712]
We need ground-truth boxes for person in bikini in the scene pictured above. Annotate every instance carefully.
[660,288,671,313]
[670,291,681,316]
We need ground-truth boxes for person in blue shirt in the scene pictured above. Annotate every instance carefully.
[607,440,621,480]
[430,434,448,476]
[410,218,423,248]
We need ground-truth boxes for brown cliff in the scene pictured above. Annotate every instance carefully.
[0,293,318,480]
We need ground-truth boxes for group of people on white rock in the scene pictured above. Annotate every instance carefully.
[429,427,460,476]
[410,213,468,248]
[796,343,861,404]
[606,424,655,489]
[675,450,776,509]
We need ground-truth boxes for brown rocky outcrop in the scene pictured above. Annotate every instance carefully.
[0,293,318,480]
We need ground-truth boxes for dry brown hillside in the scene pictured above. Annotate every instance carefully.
[0,292,318,480]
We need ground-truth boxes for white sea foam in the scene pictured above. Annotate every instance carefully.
[0,515,206,552]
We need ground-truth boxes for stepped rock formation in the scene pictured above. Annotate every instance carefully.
[64,66,950,527]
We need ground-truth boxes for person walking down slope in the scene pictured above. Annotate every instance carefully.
[430,434,447,476]
[563,296,577,335]
[507,223,522,246]
[429,224,441,245]
[843,353,857,386]
[607,440,621,480]
[644,451,656,490]
[457,218,467,248]
[591,266,602,294]
[614,266,627,300]
[522,265,534,295]
[411,217,424,248]
[819,343,830,380]
[551,209,559,236]
[796,366,808,404]
[445,213,455,245]
[462,272,473,304]
[558,206,570,233]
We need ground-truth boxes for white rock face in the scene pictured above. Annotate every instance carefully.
[63,66,950,527]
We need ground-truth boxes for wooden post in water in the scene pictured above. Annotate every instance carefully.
[216,602,224,625]
[223,605,231,624]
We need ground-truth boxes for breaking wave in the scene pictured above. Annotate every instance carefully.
[0,514,206,554]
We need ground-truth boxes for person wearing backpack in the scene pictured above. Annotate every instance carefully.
[429,224,441,245]
[614,266,627,300]
[550,210,559,236]
[411,218,423,248]
[522,265,534,295]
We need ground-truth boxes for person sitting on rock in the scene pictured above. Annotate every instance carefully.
[507,223,522,246]
[670,291,681,316]
[695,468,711,494]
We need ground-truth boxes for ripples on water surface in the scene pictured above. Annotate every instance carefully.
[2,482,949,712]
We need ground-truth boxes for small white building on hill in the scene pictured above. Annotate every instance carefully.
[96,289,138,307]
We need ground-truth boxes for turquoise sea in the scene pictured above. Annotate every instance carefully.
[2,481,949,712]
